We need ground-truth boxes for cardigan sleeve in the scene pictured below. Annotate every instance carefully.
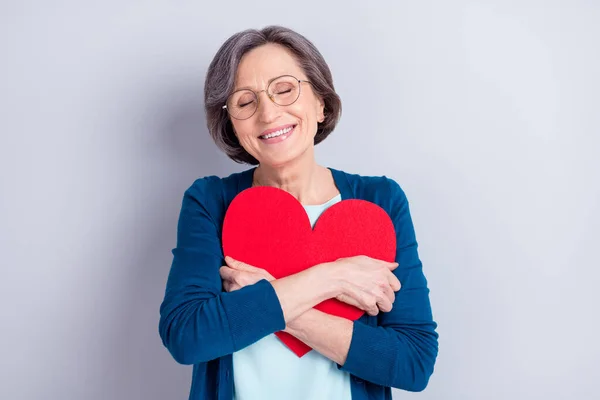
[158,178,286,365]
[339,178,439,391]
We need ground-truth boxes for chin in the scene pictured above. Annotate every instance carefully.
[268,150,312,168]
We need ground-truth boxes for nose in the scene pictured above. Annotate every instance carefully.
[256,91,280,123]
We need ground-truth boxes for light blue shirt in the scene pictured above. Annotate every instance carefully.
[232,193,352,400]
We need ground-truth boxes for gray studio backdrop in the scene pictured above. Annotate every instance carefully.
[1,1,599,399]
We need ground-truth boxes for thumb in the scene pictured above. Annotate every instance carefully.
[225,256,255,271]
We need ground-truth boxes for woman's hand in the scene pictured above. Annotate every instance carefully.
[220,255,400,318]
[220,256,275,292]
[322,255,401,316]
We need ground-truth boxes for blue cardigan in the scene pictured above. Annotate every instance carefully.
[159,167,438,400]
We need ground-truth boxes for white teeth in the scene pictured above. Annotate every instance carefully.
[261,126,293,139]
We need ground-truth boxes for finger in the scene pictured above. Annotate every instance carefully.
[225,256,260,272]
[262,272,276,282]
[219,266,236,281]
[337,286,376,315]
[226,257,276,281]
[364,256,397,268]
[380,282,395,304]
[386,261,399,270]
[224,256,246,269]
[376,300,392,313]
[366,302,379,316]
[360,293,379,316]
[387,272,401,292]
[336,293,362,309]
[376,292,393,313]
[356,288,379,316]
[222,280,231,292]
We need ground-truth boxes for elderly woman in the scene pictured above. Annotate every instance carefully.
[159,26,438,400]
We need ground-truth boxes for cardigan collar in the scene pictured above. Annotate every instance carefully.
[238,166,353,201]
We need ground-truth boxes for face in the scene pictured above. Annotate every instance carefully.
[229,43,325,168]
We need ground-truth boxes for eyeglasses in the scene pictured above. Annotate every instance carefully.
[222,74,311,120]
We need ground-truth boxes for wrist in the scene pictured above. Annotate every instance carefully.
[284,313,304,334]
[284,309,316,336]
[311,262,343,299]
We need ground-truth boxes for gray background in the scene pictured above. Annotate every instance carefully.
[1,1,599,399]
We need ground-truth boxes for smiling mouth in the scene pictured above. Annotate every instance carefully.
[259,125,296,140]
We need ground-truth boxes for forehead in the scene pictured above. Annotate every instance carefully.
[235,43,305,88]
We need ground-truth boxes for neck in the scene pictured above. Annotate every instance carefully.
[253,155,326,205]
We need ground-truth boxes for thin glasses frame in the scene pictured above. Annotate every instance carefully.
[222,74,311,120]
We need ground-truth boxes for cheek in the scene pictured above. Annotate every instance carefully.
[290,102,319,127]
[232,121,254,141]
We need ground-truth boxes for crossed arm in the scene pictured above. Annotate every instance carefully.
[221,256,355,365]
[159,177,438,390]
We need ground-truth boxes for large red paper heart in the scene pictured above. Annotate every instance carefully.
[222,186,396,357]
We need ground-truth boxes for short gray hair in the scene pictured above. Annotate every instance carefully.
[204,26,342,165]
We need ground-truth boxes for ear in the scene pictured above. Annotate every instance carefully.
[317,97,325,123]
